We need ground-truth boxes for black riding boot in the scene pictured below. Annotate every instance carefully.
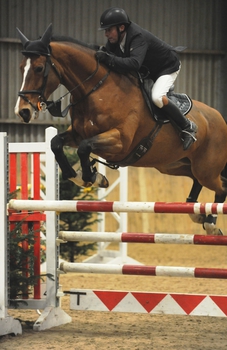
[162,96,198,150]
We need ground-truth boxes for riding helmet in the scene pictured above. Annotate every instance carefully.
[99,7,131,30]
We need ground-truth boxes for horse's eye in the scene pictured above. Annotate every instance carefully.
[35,66,44,73]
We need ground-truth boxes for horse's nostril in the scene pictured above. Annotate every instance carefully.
[19,109,31,123]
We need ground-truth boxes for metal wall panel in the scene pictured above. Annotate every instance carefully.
[0,0,226,141]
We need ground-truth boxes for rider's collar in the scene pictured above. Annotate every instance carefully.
[120,33,127,53]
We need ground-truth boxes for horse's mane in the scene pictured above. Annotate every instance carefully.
[51,35,99,51]
[50,35,139,86]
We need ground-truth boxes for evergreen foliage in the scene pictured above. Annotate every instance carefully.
[9,220,42,304]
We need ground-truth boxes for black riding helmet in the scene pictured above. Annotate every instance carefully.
[98,7,131,30]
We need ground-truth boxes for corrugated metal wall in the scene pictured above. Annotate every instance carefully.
[0,0,226,142]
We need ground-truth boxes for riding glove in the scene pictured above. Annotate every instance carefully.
[95,50,115,67]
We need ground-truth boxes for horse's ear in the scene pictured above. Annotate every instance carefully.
[16,27,29,47]
[41,23,53,47]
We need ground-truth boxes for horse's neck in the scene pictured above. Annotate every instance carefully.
[52,43,99,93]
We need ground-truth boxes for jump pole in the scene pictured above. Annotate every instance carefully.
[58,231,227,245]
[59,262,227,279]
[9,200,227,214]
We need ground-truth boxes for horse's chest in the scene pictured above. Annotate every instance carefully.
[75,119,100,138]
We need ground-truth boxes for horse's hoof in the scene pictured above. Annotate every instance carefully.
[92,172,109,188]
[203,222,222,235]
[69,170,92,188]
[69,177,93,188]
[69,170,109,188]
[217,229,224,236]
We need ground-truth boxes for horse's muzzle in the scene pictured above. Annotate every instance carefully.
[19,108,32,123]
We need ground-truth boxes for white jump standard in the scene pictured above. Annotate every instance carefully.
[0,128,71,336]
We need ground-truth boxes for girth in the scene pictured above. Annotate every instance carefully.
[106,122,162,168]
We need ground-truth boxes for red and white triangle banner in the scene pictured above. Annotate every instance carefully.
[69,289,227,317]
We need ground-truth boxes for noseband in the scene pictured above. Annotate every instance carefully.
[18,54,110,118]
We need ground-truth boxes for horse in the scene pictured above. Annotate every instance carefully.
[14,24,227,235]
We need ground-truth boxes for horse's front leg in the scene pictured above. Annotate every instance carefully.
[74,129,124,188]
[51,130,77,179]
[51,128,99,188]
[67,138,109,188]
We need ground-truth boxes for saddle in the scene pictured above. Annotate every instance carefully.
[141,78,192,124]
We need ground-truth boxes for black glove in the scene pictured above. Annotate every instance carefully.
[99,45,108,52]
[95,50,114,67]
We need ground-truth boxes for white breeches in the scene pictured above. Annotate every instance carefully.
[151,68,181,108]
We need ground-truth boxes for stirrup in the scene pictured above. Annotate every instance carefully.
[182,129,197,142]
[182,121,198,150]
[182,121,197,139]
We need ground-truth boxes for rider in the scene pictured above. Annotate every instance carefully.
[96,7,197,151]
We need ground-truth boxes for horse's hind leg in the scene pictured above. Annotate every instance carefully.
[197,165,227,235]
[186,179,226,235]
[186,179,202,203]
[204,158,227,236]
[186,179,206,224]
[203,193,226,235]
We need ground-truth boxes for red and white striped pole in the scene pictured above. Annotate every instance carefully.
[9,200,227,215]
[58,231,227,245]
[59,262,227,279]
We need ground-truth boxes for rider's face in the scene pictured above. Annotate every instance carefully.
[104,25,125,44]
[104,26,118,43]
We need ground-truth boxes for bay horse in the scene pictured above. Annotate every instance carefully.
[15,24,227,235]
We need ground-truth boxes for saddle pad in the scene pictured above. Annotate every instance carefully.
[167,91,192,116]
[142,78,192,121]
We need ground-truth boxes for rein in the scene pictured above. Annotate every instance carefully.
[54,64,110,118]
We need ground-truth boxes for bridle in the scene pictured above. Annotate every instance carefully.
[18,54,110,118]
[18,56,60,113]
